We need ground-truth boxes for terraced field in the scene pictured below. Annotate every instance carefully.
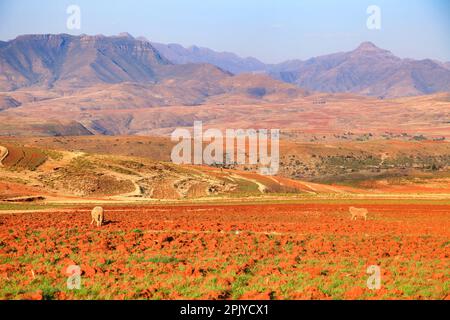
[1,145,47,171]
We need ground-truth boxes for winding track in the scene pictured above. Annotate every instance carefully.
[0,145,8,167]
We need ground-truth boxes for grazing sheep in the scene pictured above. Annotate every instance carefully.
[349,206,368,221]
[90,206,104,227]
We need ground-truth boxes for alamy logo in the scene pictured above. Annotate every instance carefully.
[367,5,381,30]
[66,5,81,30]
[366,265,381,290]
[66,265,81,290]
[171,121,280,175]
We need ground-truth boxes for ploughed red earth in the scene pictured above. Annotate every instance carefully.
[1,203,449,300]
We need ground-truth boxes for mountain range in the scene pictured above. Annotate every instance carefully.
[1,33,449,99]
[150,40,450,98]
[0,33,305,105]
[150,41,266,75]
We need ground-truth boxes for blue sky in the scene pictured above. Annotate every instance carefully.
[0,0,449,63]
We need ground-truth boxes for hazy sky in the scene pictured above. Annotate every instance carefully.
[0,0,449,63]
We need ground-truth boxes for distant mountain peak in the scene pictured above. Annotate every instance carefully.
[189,45,201,52]
[267,41,450,98]
[136,36,149,42]
[117,32,134,39]
[350,41,396,59]
[355,41,382,52]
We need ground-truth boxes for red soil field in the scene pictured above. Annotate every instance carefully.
[0,181,47,200]
[1,145,47,171]
[0,203,449,300]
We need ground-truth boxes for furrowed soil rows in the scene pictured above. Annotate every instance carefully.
[0,203,448,300]
[1,145,47,171]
